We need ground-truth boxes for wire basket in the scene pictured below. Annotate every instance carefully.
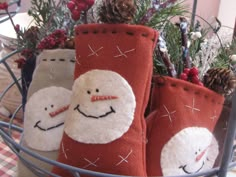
[0,51,236,177]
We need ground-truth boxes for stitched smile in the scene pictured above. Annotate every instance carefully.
[179,161,205,174]
[34,121,64,131]
[74,104,116,119]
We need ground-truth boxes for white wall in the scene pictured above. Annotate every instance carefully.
[185,0,220,21]
[218,0,236,28]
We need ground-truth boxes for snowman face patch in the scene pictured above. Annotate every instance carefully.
[24,86,72,151]
[65,69,136,144]
[160,127,219,176]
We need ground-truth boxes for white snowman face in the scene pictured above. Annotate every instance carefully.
[64,69,136,144]
[161,127,219,176]
[24,86,72,151]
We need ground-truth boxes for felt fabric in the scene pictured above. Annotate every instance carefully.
[16,140,58,177]
[52,24,158,177]
[24,87,71,151]
[64,70,136,144]
[146,76,225,176]
[27,49,75,99]
[17,87,71,177]
[17,52,74,177]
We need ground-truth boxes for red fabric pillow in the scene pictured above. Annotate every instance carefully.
[146,76,225,176]
[52,24,158,177]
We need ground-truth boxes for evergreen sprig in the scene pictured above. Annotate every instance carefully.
[28,0,56,27]
[213,39,236,68]
[134,0,187,29]
[147,1,188,29]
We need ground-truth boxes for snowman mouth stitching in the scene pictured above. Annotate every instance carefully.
[74,104,116,119]
[34,121,64,131]
[179,161,205,174]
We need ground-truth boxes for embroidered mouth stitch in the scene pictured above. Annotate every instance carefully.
[34,120,64,131]
[179,161,205,174]
[74,104,116,119]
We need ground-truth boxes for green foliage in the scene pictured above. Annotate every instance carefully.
[134,0,189,76]
[153,48,168,75]
[134,0,188,29]
[188,28,208,61]
[164,22,182,73]
[147,2,188,29]
[213,38,236,68]
[12,0,78,55]
[28,0,76,36]
[133,0,152,24]
[28,0,56,27]
[153,22,182,75]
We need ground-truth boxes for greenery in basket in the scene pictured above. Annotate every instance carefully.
[0,0,236,96]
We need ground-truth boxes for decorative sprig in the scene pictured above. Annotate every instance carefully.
[178,17,191,68]
[134,0,187,29]
[158,34,177,77]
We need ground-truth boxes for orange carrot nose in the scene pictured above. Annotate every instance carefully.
[195,146,209,162]
[91,95,118,102]
[49,105,70,118]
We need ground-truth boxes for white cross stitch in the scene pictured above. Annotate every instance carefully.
[210,110,217,121]
[116,149,133,166]
[76,56,81,65]
[185,98,200,113]
[87,44,103,57]
[61,142,69,159]
[83,157,100,168]
[161,105,176,123]
[114,46,135,58]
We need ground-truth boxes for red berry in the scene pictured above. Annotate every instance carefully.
[189,67,199,76]
[14,58,26,69]
[71,9,81,21]
[0,2,8,10]
[14,24,20,32]
[180,73,188,81]
[77,2,88,11]
[183,68,190,75]
[85,0,95,6]
[67,1,76,11]
[191,75,200,84]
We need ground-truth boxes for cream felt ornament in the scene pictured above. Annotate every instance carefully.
[27,49,75,99]
[17,49,75,177]
[17,86,71,177]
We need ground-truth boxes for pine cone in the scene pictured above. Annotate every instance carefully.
[98,0,136,24]
[203,68,236,96]
[64,37,75,49]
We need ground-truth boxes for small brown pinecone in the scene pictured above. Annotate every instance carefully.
[64,37,75,49]
[98,0,136,24]
[203,68,236,96]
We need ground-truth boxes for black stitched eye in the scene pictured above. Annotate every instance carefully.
[45,107,47,111]
[87,90,91,94]
[51,105,54,108]
[96,89,99,93]
[195,152,198,155]
[199,149,201,152]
